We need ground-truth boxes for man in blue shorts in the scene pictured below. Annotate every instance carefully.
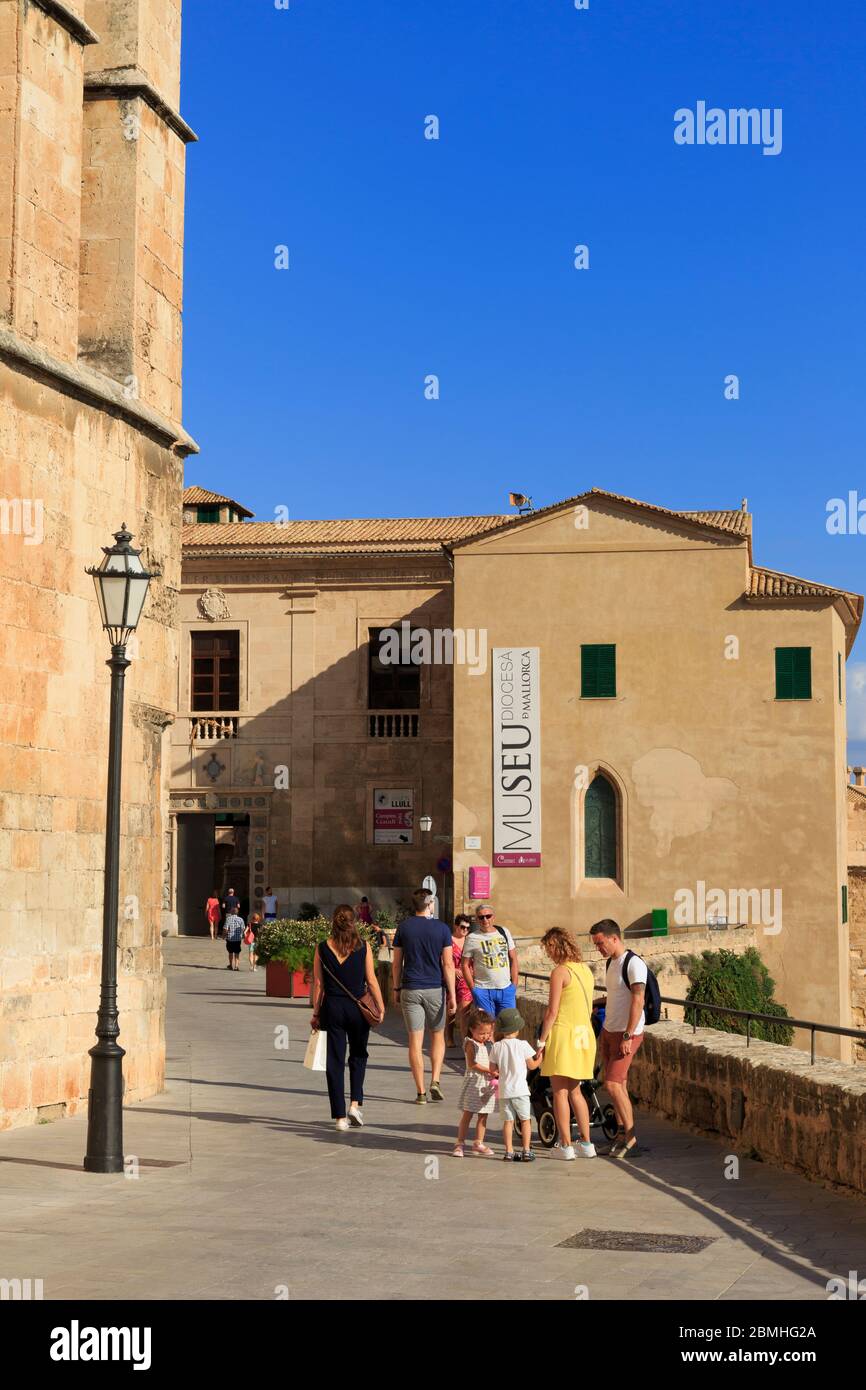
[461,904,520,1018]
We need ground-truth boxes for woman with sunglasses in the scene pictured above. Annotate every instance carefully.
[446,915,474,1046]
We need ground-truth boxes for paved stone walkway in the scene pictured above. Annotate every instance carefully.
[1,936,864,1301]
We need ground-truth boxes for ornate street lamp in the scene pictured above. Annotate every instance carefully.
[419,815,432,833]
[83,526,156,1173]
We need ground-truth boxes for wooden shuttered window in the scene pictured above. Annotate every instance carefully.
[842,885,848,925]
[368,628,421,710]
[581,644,616,699]
[775,647,811,700]
[191,631,240,711]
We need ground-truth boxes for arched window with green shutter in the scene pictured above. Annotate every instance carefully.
[584,773,618,880]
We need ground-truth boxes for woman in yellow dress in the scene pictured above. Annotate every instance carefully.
[536,928,597,1159]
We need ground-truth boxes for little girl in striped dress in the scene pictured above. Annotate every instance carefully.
[452,1009,497,1157]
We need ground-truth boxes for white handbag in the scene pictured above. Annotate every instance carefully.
[303,1028,327,1071]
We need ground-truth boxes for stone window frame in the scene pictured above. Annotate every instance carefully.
[180,619,250,716]
[572,760,628,898]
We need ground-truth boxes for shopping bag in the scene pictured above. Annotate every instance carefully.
[303,1029,327,1071]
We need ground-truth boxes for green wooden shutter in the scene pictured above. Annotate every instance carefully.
[775,647,811,700]
[842,884,848,924]
[582,644,616,698]
[585,775,617,878]
[838,653,843,704]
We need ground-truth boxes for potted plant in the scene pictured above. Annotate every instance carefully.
[256,917,330,999]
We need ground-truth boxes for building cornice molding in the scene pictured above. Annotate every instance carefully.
[33,0,99,46]
[84,67,198,144]
[0,327,200,456]
[181,568,450,587]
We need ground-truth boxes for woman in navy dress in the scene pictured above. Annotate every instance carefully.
[311,905,385,1131]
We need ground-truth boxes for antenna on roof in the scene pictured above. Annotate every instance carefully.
[508,492,534,514]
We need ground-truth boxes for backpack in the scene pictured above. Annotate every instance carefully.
[607,949,661,1026]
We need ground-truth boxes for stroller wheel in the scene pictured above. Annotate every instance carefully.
[537,1109,558,1148]
[601,1104,619,1142]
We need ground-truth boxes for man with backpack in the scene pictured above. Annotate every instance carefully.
[461,903,520,1018]
[590,919,659,1159]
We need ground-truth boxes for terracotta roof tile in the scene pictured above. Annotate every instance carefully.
[747,566,849,600]
[848,783,866,803]
[182,514,512,555]
[183,486,253,518]
[448,487,753,548]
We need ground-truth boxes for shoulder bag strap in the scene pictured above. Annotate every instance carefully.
[319,944,364,1004]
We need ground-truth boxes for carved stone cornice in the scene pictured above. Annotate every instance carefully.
[33,0,98,46]
[84,67,199,144]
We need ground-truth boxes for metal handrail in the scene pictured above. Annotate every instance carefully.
[515,972,866,1065]
[668,996,866,1065]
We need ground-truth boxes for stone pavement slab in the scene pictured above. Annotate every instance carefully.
[0,937,864,1301]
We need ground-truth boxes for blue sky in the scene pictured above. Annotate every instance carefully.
[179,0,866,759]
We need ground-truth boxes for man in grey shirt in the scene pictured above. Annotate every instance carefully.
[461,903,519,1018]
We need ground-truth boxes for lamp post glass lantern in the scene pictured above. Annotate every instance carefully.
[419,816,432,833]
[83,526,155,1173]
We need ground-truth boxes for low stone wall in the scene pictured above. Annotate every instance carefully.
[515,927,757,1022]
[849,868,866,1062]
[517,999,866,1198]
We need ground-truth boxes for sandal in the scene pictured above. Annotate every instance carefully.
[451,1144,465,1158]
[472,1143,494,1157]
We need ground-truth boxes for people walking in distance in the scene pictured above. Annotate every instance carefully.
[262,887,278,922]
[535,928,597,1160]
[222,886,239,922]
[223,909,245,970]
[310,905,385,1132]
[205,890,221,941]
[488,1009,542,1162]
[391,887,457,1104]
[245,912,262,971]
[453,1008,497,1157]
[461,904,519,1018]
[356,896,373,926]
[590,919,647,1158]
[446,914,474,1047]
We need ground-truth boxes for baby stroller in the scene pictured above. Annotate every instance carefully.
[528,1009,618,1147]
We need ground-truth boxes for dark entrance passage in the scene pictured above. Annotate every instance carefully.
[176,813,251,934]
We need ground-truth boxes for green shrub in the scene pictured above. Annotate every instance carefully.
[685,947,793,1046]
[255,915,380,969]
[297,901,321,921]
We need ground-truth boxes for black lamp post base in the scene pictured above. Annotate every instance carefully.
[83,1044,125,1174]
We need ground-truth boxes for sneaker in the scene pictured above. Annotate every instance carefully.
[502,1151,518,1162]
[520,1150,536,1163]
[348,1105,364,1127]
[561,1145,576,1161]
[415,1092,428,1105]
[429,1081,444,1102]
[578,1141,597,1158]
[335,1118,350,1132]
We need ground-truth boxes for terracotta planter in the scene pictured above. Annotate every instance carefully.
[266,961,292,998]
[291,969,312,999]
[265,962,313,999]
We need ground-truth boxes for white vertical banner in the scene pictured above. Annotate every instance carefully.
[492,648,542,867]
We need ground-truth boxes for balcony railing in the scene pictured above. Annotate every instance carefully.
[368,711,420,739]
[190,715,239,741]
